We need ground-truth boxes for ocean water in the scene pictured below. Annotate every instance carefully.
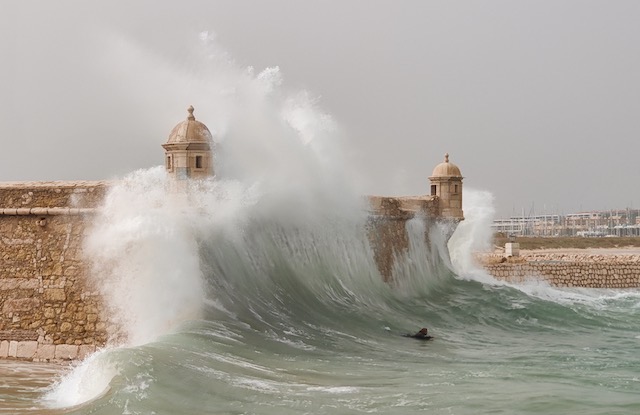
[1,179,639,415]
[3,34,639,415]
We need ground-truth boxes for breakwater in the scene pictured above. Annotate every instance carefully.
[367,195,445,280]
[480,252,640,288]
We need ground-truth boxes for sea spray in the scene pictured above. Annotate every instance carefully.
[447,189,640,310]
[448,188,496,279]
[38,29,475,413]
[36,174,640,415]
[93,27,363,346]
[42,348,119,408]
[391,216,458,297]
[41,169,211,409]
[42,31,367,409]
[84,168,207,347]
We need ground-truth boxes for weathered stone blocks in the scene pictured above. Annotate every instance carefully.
[78,345,96,360]
[43,288,66,301]
[481,253,640,288]
[34,344,56,360]
[54,344,79,360]
[0,182,109,361]
[16,341,38,358]
[8,341,18,357]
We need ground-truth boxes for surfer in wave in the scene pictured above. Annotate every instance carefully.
[403,327,433,340]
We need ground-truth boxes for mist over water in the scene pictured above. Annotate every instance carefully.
[20,34,640,414]
[43,33,376,409]
[449,190,495,277]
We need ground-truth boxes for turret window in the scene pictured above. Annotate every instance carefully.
[166,155,173,171]
[431,185,437,196]
[195,155,203,169]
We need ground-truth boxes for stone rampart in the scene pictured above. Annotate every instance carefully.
[0,182,109,362]
[0,182,459,361]
[367,195,457,281]
[481,253,640,288]
[0,181,108,209]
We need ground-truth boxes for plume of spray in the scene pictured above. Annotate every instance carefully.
[448,188,497,281]
[391,216,459,297]
[44,31,368,408]
[91,29,367,347]
[445,189,634,308]
[84,168,206,347]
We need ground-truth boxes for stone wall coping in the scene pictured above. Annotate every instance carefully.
[368,195,438,217]
[0,180,112,188]
[481,259,640,289]
[478,253,640,264]
[0,207,96,215]
[0,340,96,362]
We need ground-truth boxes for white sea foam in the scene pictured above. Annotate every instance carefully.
[449,188,497,283]
[448,190,640,308]
[43,30,360,409]
[305,386,359,394]
[447,189,553,293]
[515,280,640,308]
[85,168,208,347]
[42,348,118,409]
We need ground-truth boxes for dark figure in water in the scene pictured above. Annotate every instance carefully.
[403,327,433,340]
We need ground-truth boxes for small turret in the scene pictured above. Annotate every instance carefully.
[429,153,463,220]
[162,106,214,180]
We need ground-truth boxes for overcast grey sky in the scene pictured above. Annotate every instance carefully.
[1,0,639,217]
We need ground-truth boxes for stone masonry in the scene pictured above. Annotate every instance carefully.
[0,182,109,362]
[367,195,457,281]
[480,253,640,288]
[0,181,460,360]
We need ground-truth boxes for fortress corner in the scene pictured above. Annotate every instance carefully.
[367,153,464,281]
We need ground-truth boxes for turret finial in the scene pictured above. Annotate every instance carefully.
[187,105,195,120]
[444,153,449,163]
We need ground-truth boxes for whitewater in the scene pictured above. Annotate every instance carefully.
[1,34,640,415]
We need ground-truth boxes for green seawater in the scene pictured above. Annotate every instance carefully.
[3,202,639,414]
[4,264,640,413]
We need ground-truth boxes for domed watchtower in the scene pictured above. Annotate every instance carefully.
[429,153,463,220]
[162,106,214,180]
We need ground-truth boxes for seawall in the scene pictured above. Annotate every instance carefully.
[4,180,637,362]
[480,252,640,288]
[0,182,109,362]
[0,182,457,361]
[367,195,445,281]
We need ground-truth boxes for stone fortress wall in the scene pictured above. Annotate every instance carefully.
[366,195,443,281]
[0,107,467,361]
[480,253,640,288]
[2,139,636,363]
[0,182,456,361]
[0,182,109,361]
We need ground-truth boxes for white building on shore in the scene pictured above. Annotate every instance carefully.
[492,209,640,237]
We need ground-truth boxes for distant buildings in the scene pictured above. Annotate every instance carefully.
[492,209,640,237]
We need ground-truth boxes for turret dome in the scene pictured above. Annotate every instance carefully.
[162,105,214,180]
[430,153,462,178]
[428,153,464,220]
[165,105,213,144]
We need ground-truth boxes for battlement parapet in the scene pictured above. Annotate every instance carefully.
[367,195,440,219]
[0,181,109,211]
